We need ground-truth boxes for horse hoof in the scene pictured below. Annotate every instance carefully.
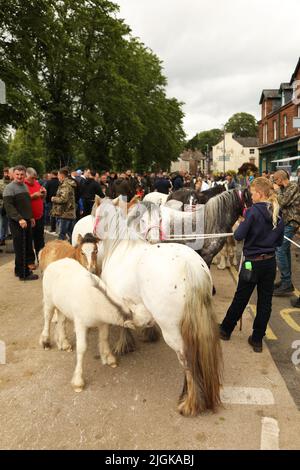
[110,363,118,368]
[40,337,51,349]
[73,386,83,393]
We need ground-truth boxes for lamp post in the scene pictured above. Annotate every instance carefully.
[223,125,226,174]
[206,143,209,174]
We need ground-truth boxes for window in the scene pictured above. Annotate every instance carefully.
[263,123,268,144]
[284,115,287,136]
[249,149,255,154]
[264,101,267,117]
[273,120,277,141]
[282,93,285,106]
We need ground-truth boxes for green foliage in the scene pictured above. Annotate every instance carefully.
[0,0,185,171]
[8,124,46,175]
[225,112,258,137]
[186,129,223,153]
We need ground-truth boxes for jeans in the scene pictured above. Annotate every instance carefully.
[29,217,45,262]
[276,224,296,286]
[58,218,75,241]
[221,256,276,341]
[0,212,8,241]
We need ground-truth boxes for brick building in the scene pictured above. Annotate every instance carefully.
[258,58,300,173]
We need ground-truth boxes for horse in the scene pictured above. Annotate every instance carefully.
[142,191,169,205]
[40,258,136,392]
[127,188,251,268]
[167,185,226,209]
[39,233,99,275]
[94,199,222,416]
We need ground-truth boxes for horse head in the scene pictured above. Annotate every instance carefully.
[75,233,100,274]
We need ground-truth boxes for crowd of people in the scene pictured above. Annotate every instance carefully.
[1,164,300,351]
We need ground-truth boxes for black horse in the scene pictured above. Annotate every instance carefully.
[167,185,226,209]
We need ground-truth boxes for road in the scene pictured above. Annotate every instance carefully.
[0,238,300,449]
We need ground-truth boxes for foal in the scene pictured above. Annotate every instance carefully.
[40,258,135,392]
[39,233,99,274]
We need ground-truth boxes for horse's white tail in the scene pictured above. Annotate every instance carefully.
[178,265,223,416]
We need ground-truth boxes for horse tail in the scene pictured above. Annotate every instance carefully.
[178,263,222,416]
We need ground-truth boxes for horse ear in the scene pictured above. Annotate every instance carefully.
[77,234,83,244]
[95,195,102,207]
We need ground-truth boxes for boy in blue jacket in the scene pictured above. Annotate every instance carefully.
[219,177,284,352]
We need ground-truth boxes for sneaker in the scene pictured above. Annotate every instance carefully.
[19,273,39,281]
[219,325,231,341]
[248,335,263,353]
[290,297,300,308]
[273,284,294,296]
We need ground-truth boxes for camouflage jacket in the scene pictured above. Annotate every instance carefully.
[277,182,300,228]
[0,177,10,209]
[51,178,76,220]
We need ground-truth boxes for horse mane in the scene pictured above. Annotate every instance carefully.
[204,190,240,234]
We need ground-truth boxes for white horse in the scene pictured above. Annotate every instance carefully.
[94,200,222,416]
[143,191,169,205]
[40,258,135,392]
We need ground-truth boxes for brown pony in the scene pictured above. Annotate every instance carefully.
[39,233,99,275]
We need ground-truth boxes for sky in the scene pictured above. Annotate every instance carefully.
[116,0,300,139]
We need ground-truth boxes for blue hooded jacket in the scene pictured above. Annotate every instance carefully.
[234,202,284,257]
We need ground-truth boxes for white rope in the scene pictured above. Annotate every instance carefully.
[284,235,300,249]
[164,232,234,241]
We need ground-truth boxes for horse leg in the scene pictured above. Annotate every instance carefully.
[98,323,117,368]
[71,322,87,392]
[39,302,55,349]
[55,310,72,352]
[113,326,136,356]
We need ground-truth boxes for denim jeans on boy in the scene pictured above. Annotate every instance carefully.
[276,224,296,287]
[58,218,75,241]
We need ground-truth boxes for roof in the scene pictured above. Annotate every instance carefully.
[259,89,280,104]
[233,136,259,148]
[280,82,293,91]
[179,150,205,161]
[290,57,300,84]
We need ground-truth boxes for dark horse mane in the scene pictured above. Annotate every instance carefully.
[167,185,225,207]
[198,189,245,266]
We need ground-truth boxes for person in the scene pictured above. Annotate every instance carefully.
[0,167,10,248]
[226,173,237,190]
[195,176,209,192]
[154,172,171,194]
[172,171,184,191]
[272,170,300,296]
[3,165,38,280]
[45,170,60,231]
[25,167,46,267]
[111,173,136,201]
[50,168,77,241]
[81,170,105,216]
[219,177,284,352]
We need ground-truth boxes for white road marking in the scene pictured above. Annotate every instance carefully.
[261,417,280,450]
[221,387,275,405]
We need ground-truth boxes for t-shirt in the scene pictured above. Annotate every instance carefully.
[25,179,44,220]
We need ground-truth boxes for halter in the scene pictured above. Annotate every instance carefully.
[142,223,166,242]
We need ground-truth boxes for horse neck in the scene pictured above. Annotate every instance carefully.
[205,190,240,233]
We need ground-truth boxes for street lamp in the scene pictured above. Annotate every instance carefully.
[206,144,209,174]
[222,124,226,174]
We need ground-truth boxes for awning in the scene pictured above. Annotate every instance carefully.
[271,155,300,163]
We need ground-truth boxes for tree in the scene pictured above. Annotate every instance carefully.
[8,122,46,175]
[0,0,185,171]
[225,112,258,137]
[185,129,223,153]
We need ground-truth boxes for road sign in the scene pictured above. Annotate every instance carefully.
[0,79,6,104]
[293,117,300,128]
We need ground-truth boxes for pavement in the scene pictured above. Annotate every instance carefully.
[0,240,300,450]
